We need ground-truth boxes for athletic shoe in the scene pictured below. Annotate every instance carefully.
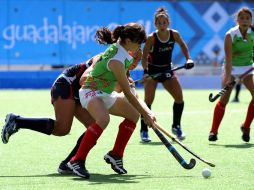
[67,160,90,179]
[140,131,151,143]
[232,98,239,103]
[57,161,73,174]
[208,132,218,141]
[104,151,127,174]
[1,113,19,144]
[172,125,185,140]
[241,126,250,142]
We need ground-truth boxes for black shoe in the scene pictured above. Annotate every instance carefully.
[208,132,218,141]
[57,161,73,175]
[1,113,19,144]
[172,125,186,140]
[67,160,90,179]
[241,126,250,142]
[104,151,127,174]
[232,98,239,103]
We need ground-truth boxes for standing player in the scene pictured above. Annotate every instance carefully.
[67,23,157,179]
[208,7,254,142]
[140,7,193,142]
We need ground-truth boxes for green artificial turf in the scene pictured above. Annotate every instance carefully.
[0,89,253,190]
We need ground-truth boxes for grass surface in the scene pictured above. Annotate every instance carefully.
[0,89,254,190]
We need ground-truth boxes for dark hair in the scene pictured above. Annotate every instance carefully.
[235,7,253,24]
[95,23,147,45]
[154,7,170,25]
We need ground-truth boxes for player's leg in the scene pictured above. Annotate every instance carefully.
[241,75,254,142]
[1,97,75,144]
[52,98,76,135]
[208,77,232,141]
[68,93,108,178]
[232,83,241,102]
[140,79,157,142]
[162,77,185,140]
[1,77,76,144]
[58,104,95,174]
[104,96,140,174]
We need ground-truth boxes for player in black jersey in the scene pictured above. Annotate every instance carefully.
[1,56,99,141]
[140,7,193,142]
[0,56,102,173]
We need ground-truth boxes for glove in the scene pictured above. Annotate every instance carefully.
[185,59,195,69]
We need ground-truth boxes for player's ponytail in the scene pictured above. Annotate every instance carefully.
[95,27,114,45]
[112,25,125,42]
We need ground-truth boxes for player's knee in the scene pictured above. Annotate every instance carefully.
[129,112,140,124]
[145,99,153,105]
[174,96,183,103]
[54,121,72,136]
[220,95,230,105]
[175,100,183,104]
[220,99,229,105]
[60,127,71,135]
[96,116,110,129]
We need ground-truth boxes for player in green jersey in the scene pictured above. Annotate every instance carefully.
[209,7,254,143]
[67,23,157,179]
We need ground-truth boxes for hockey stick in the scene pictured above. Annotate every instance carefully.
[209,67,254,102]
[154,122,215,167]
[135,64,190,84]
[152,127,196,170]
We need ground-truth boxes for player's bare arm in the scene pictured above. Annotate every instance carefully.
[173,30,191,60]
[142,35,153,70]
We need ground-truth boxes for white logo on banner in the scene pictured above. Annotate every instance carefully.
[2,16,152,50]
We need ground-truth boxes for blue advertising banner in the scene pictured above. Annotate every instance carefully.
[1,0,254,66]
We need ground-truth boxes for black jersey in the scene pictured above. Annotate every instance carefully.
[51,59,92,103]
[148,29,175,67]
[62,62,87,98]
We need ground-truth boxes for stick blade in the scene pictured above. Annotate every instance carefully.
[208,93,215,102]
[209,93,220,102]
[207,162,216,167]
[182,158,196,170]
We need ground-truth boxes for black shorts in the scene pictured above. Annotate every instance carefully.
[147,64,174,83]
[50,77,80,104]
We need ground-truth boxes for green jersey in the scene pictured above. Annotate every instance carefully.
[226,26,254,66]
[83,43,133,94]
